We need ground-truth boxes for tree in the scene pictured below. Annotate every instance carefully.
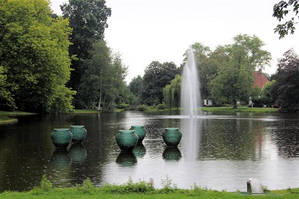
[141,61,180,105]
[77,40,130,111]
[189,43,217,100]
[271,49,299,112]
[129,76,143,104]
[211,34,271,108]
[273,0,299,38]
[163,75,181,108]
[61,0,111,97]
[0,66,15,110]
[0,0,75,112]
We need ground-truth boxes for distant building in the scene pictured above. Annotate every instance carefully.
[253,71,269,89]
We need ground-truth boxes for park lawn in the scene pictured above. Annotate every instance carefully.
[0,111,36,125]
[1,187,299,199]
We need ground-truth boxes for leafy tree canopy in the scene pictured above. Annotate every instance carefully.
[0,0,75,112]
[273,0,299,38]
[61,0,111,94]
[141,61,180,105]
[271,49,299,112]
[211,34,271,107]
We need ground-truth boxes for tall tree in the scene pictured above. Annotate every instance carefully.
[0,0,75,112]
[211,34,271,108]
[78,40,129,111]
[129,76,143,104]
[141,61,179,105]
[61,0,111,101]
[271,49,299,112]
[273,0,299,38]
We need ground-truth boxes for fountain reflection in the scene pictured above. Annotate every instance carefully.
[163,147,182,161]
[116,151,137,167]
[182,117,201,160]
[68,144,87,164]
[132,144,146,158]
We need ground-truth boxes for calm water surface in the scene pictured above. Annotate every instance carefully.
[0,111,299,191]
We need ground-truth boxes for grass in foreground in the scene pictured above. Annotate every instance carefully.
[1,177,299,199]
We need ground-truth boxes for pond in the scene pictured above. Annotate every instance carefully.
[0,111,299,192]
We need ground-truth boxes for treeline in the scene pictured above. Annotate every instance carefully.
[129,35,299,112]
[0,0,133,113]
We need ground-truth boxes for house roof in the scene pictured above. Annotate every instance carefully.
[253,71,268,89]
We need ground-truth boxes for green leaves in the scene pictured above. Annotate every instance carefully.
[0,0,74,112]
[273,0,299,38]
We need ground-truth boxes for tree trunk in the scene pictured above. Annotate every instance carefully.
[233,99,238,109]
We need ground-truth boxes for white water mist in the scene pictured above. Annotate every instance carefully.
[181,48,201,160]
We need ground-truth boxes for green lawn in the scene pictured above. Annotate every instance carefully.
[1,187,299,199]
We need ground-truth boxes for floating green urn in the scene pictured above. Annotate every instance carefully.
[51,128,72,148]
[130,125,146,144]
[116,130,138,151]
[162,128,182,147]
[70,125,87,143]
[163,147,182,161]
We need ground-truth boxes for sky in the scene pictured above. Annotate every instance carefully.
[50,0,299,83]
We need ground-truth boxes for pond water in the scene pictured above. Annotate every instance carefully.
[0,111,299,192]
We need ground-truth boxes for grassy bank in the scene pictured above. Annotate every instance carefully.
[140,105,278,113]
[1,178,299,199]
[73,109,125,114]
[201,106,279,113]
[0,111,36,125]
[72,109,99,114]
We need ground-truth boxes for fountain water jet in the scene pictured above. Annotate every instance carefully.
[181,48,202,160]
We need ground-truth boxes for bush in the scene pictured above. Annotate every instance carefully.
[102,178,154,193]
[155,103,167,110]
[77,178,96,194]
[136,104,148,111]
[117,103,130,110]
[40,175,53,192]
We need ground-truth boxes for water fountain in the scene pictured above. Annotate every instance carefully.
[181,48,201,160]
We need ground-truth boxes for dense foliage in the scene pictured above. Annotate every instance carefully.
[273,0,299,38]
[141,61,180,105]
[77,41,131,111]
[163,75,181,107]
[61,0,111,105]
[0,0,75,112]
[271,49,299,112]
[211,34,271,107]
[129,76,143,104]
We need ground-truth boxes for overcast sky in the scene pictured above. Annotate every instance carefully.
[50,0,299,83]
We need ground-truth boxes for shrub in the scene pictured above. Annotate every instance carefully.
[155,103,167,110]
[40,175,53,192]
[77,178,96,194]
[136,104,148,111]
